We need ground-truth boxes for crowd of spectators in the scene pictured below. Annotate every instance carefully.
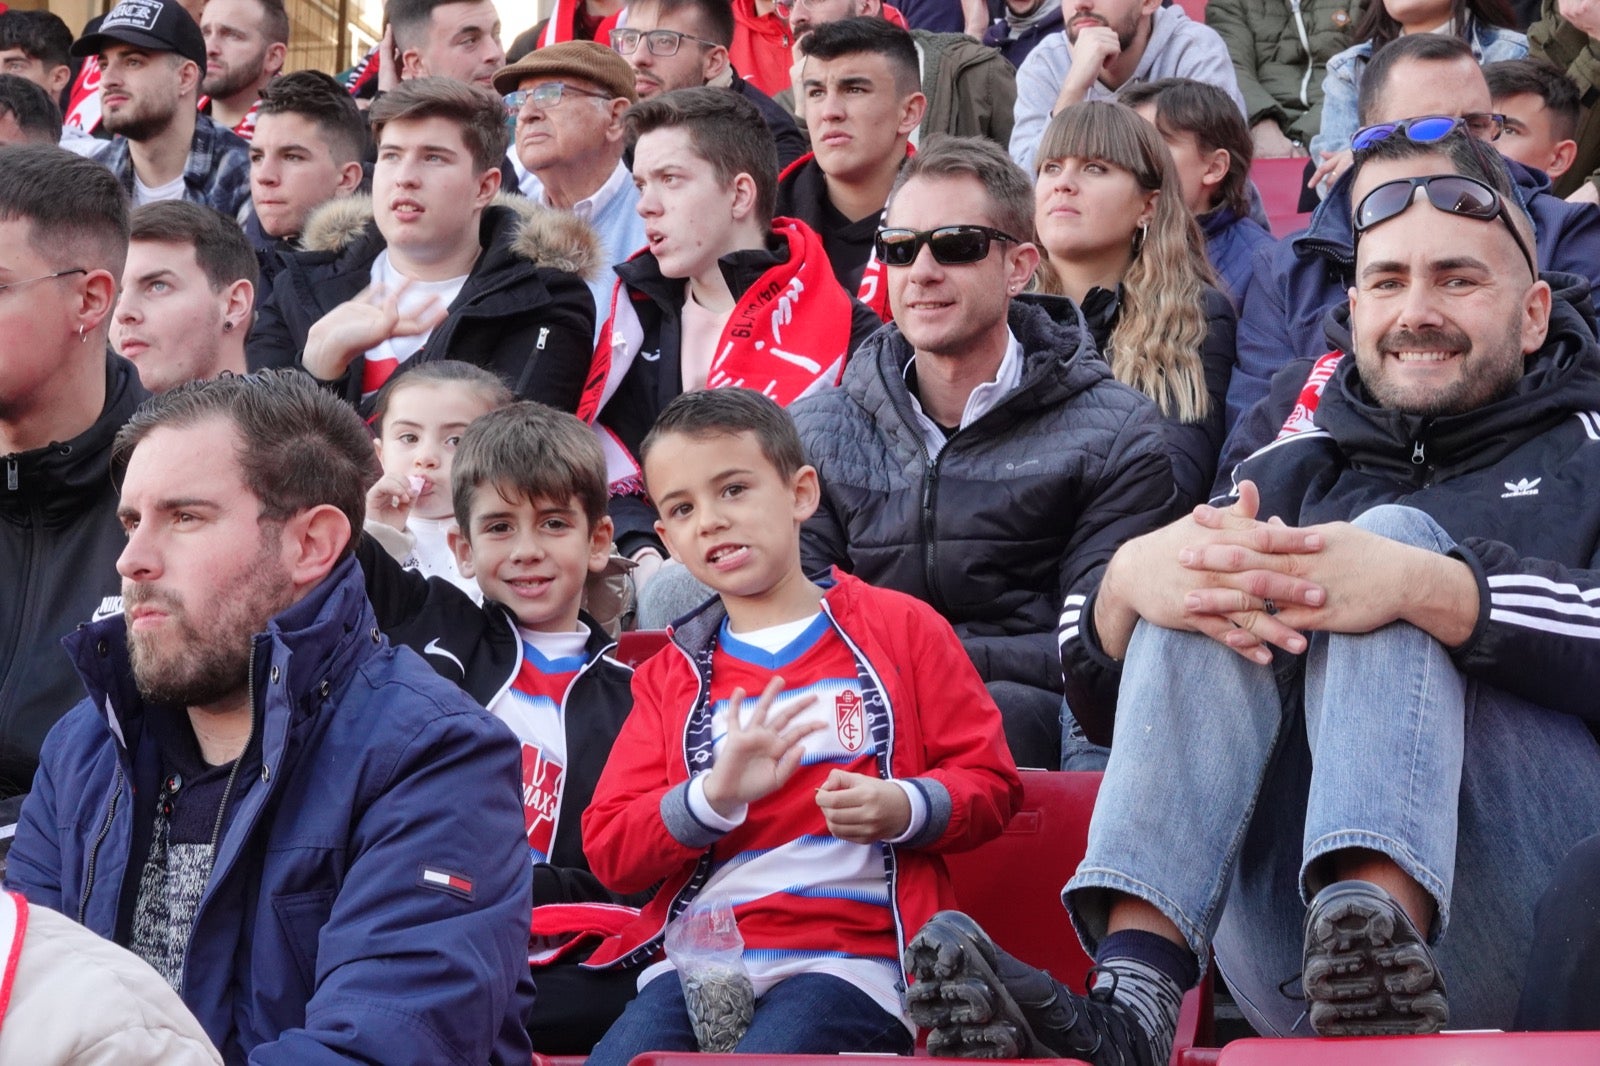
[3,0,1600,1058]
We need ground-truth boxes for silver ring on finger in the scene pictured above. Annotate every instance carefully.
[1263,598,1279,616]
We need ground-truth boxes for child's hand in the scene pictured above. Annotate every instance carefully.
[702,677,823,818]
[366,473,416,531]
[815,769,912,844]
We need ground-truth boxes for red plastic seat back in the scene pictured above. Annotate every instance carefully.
[943,770,1102,989]
[616,629,671,669]
[1172,0,1208,22]
[1251,157,1313,237]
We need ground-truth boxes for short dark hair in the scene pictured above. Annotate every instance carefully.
[452,402,609,532]
[0,10,74,71]
[251,0,292,44]
[640,388,806,488]
[1348,128,1536,263]
[1120,77,1253,217]
[371,360,514,433]
[0,74,61,143]
[645,0,735,47]
[890,134,1033,245]
[1485,57,1581,143]
[0,144,129,276]
[370,75,507,172]
[113,370,381,560]
[388,0,490,49]
[627,87,777,224]
[799,17,920,97]
[256,70,368,163]
[130,201,258,291]
[1357,35,1476,127]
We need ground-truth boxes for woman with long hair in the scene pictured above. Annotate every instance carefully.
[1309,0,1524,175]
[1032,100,1235,507]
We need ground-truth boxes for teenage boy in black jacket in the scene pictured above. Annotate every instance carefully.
[355,402,642,1053]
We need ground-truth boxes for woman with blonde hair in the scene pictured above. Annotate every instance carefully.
[1033,99,1236,505]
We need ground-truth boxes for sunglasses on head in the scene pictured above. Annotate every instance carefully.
[1354,174,1537,278]
[873,225,1020,267]
[1351,113,1506,152]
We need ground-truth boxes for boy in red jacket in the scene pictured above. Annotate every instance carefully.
[581,388,1022,1062]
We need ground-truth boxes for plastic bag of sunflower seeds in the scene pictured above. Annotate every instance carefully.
[665,897,754,1051]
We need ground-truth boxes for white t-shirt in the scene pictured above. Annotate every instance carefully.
[362,251,468,393]
[133,172,186,206]
[679,291,732,393]
[402,515,480,601]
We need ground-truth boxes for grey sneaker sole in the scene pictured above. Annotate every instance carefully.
[903,913,1042,1058]
[1303,881,1448,1037]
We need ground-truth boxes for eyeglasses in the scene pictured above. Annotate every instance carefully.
[1351,112,1506,152]
[874,225,1020,267]
[0,267,86,297]
[503,82,613,114]
[609,27,717,56]
[1354,174,1536,278]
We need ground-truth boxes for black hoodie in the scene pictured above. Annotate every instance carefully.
[0,354,147,796]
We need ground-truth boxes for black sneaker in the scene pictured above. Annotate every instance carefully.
[902,910,1157,1065]
[1302,880,1449,1036]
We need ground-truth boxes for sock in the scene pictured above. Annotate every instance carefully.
[1091,930,1196,1065]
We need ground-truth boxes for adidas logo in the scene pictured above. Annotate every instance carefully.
[1501,477,1541,499]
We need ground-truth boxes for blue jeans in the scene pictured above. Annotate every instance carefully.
[1065,505,1600,1034]
[586,970,913,1065]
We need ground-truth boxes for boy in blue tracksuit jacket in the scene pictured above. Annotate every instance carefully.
[356,401,646,1053]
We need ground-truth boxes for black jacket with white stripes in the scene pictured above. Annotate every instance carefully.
[1066,273,1600,741]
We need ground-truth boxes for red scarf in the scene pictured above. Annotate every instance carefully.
[581,218,853,493]
[65,57,103,135]
[0,892,26,1033]
[1276,351,1345,440]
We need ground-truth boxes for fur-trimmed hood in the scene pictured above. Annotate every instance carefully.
[296,193,603,282]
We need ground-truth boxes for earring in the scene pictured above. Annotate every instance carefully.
[223,320,235,333]
[1132,222,1148,256]
[78,324,86,343]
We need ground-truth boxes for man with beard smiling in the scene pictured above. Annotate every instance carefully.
[1009,0,1243,171]
[5,370,536,1064]
[72,0,252,220]
[199,0,289,140]
[902,133,1600,1061]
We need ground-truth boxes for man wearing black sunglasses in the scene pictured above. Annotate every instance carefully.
[1227,33,1600,475]
[901,127,1600,1060]
[791,135,1177,772]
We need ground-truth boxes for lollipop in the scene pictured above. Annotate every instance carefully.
[408,475,427,497]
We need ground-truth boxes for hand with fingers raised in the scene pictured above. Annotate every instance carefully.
[702,677,825,819]
[301,281,449,382]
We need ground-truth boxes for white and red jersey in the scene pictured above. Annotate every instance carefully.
[489,632,585,863]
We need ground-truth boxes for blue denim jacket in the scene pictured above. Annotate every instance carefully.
[1309,21,1529,160]
[93,112,252,222]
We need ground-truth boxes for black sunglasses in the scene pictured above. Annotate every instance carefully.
[1351,113,1505,152]
[873,225,1020,267]
[1354,174,1536,278]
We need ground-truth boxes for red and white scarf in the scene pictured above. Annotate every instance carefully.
[65,57,103,135]
[539,0,623,48]
[1276,351,1345,440]
[581,217,854,492]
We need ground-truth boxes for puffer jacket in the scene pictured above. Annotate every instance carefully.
[6,557,536,1065]
[1069,274,1600,743]
[1226,154,1600,462]
[790,296,1179,698]
[1201,204,1276,311]
[0,354,146,799]
[0,892,221,1064]
[1205,0,1353,145]
[245,195,600,417]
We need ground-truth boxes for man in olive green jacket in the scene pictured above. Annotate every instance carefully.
[1205,0,1352,157]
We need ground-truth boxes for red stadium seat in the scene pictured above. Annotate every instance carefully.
[1214,1031,1600,1063]
[616,629,671,668]
[1171,0,1208,22]
[1250,157,1314,237]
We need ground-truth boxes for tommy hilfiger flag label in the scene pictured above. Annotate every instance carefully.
[418,865,475,900]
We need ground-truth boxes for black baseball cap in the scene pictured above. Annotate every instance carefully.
[71,0,207,74]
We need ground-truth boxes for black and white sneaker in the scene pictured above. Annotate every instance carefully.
[903,910,1156,1065]
[1303,880,1449,1036]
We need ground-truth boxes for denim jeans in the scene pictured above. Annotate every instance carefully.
[586,970,914,1066]
[1065,505,1600,1034]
